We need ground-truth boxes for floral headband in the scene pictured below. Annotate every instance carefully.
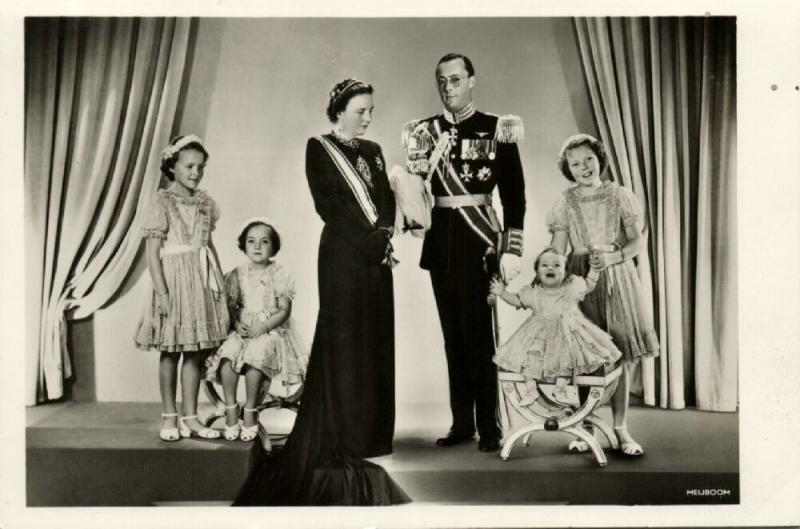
[160,134,204,161]
[329,79,368,108]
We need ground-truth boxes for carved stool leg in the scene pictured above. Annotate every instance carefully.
[498,381,512,436]
[500,423,544,461]
[522,432,533,447]
[564,426,607,467]
[586,415,619,450]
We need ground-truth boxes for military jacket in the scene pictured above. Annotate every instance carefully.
[406,110,526,272]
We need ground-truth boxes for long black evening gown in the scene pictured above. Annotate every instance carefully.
[234,134,409,506]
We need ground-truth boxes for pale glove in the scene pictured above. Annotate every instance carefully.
[500,253,521,282]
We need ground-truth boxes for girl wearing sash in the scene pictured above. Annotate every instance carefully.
[235,79,408,505]
[135,135,227,442]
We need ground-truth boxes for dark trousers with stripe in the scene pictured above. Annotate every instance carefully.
[430,267,501,441]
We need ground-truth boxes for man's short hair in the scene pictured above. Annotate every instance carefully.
[436,53,475,77]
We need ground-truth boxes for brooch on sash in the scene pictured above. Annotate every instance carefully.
[356,156,373,188]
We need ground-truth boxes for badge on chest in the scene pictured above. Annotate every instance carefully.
[460,137,497,161]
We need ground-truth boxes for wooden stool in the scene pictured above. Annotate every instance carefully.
[497,364,621,467]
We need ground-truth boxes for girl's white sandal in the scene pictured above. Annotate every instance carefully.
[223,403,242,441]
[179,415,221,439]
[159,412,180,442]
[614,426,643,456]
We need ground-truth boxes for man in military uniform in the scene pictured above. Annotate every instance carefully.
[403,53,526,452]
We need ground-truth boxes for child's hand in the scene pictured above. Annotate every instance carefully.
[489,276,506,296]
[589,250,623,271]
[247,321,271,339]
[589,251,614,270]
[235,321,250,336]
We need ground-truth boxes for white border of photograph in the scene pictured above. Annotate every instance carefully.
[2,0,799,527]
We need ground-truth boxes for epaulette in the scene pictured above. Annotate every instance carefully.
[401,119,424,150]
[401,118,437,152]
[493,114,525,143]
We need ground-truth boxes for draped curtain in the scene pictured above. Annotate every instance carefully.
[573,17,737,411]
[25,17,195,405]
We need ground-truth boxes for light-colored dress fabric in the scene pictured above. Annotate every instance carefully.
[205,262,308,386]
[493,276,621,381]
[135,187,229,353]
[547,182,660,361]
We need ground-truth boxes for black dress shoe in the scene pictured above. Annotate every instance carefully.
[478,437,500,452]
[435,431,474,447]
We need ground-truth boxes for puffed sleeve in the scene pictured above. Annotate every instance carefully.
[274,264,297,300]
[616,185,643,229]
[546,194,569,234]
[516,284,536,310]
[568,275,589,302]
[142,194,168,239]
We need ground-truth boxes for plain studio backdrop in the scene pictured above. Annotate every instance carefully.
[96,18,598,410]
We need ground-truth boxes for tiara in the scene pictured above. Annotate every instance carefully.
[329,79,366,105]
[160,134,204,161]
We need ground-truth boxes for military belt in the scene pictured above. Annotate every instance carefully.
[434,194,492,209]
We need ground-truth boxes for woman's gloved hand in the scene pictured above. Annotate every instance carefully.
[361,228,391,264]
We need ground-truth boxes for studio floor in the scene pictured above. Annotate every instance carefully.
[25,401,738,506]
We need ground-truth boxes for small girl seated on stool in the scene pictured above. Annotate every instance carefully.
[491,247,621,404]
[205,217,308,444]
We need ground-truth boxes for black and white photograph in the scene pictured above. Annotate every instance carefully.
[3,1,800,528]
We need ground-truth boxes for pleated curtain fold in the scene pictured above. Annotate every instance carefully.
[25,17,195,404]
[573,17,737,411]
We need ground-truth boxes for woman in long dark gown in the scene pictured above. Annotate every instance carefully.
[235,79,409,506]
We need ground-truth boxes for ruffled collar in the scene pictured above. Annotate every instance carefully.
[241,261,277,285]
[537,283,567,295]
[568,180,614,201]
[247,261,273,273]
[162,185,206,204]
[535,275,575,295]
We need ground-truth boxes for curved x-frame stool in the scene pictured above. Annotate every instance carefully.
[497,364,622,467]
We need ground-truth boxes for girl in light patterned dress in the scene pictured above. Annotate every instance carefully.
[548,133,660,456]
[205,218,308,443]
[135,135,229,442]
